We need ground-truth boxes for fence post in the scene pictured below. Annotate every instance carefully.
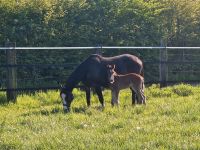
[6,42,17,102]
[159,41,168,88]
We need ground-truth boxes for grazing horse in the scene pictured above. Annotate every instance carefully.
[60,54,143,112]
[106,64,146,106]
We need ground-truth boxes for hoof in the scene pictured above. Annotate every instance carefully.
[102,103,105,108]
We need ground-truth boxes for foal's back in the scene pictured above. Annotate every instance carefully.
[112,73,144,90]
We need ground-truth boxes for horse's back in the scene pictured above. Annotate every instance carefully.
[83,54,108,86]
[87,53,143,74]
[82,54,143,87]
[102,54,143,75]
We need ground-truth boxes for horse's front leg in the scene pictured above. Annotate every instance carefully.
[85,87,91,107]
[95,86,105,107]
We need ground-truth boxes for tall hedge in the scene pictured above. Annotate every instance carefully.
[0,0,200,87]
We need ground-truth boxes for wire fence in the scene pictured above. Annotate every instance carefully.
[0,46,200,94]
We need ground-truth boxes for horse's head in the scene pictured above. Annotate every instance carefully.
[60,87,74,113]
[106,64,116,84]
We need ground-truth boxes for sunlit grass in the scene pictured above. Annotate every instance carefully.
[0,84,200,149]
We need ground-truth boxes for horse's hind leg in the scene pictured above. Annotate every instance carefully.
[95,86,105,107]
[130,88,137,105]
[85,87,91,107]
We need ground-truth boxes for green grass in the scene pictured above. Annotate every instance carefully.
[0,84,200,150]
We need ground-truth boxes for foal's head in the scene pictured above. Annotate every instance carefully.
[106,64,116,84]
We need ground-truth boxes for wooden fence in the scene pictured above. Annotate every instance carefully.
[1,43,200,102]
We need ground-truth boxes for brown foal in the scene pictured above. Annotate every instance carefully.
[106,64,146,106]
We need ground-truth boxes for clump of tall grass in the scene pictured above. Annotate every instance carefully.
[146,83,197,98]
[172,84,194,96]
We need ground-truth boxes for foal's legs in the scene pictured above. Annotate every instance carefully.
[135,90,143,104]
[135,85,146,104]
[111,89,119,106]
[85,87,91,107]
[131,85,144,105]
[140,89,146,104]
[95,86,105,107]
[140,82,146,104]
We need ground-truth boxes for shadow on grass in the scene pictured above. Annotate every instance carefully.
[21,105,106,117]
[72,105,105,114]
[21,107,87,117]
[72,107,87,113]
[94,105,105,111]
[21,107,63,117]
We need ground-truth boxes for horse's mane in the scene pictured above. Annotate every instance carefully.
[64,55,100,90]
[65,60,86,90]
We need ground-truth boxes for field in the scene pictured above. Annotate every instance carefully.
[0,84,200,150]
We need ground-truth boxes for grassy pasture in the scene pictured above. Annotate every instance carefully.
[0,84,200,150]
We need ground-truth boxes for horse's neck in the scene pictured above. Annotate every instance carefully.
[65,65,86,91]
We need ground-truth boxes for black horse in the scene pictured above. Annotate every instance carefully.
[60,54,143,112]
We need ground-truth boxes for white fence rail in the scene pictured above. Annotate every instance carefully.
[1,45,200,102]
[1,46,200,50]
